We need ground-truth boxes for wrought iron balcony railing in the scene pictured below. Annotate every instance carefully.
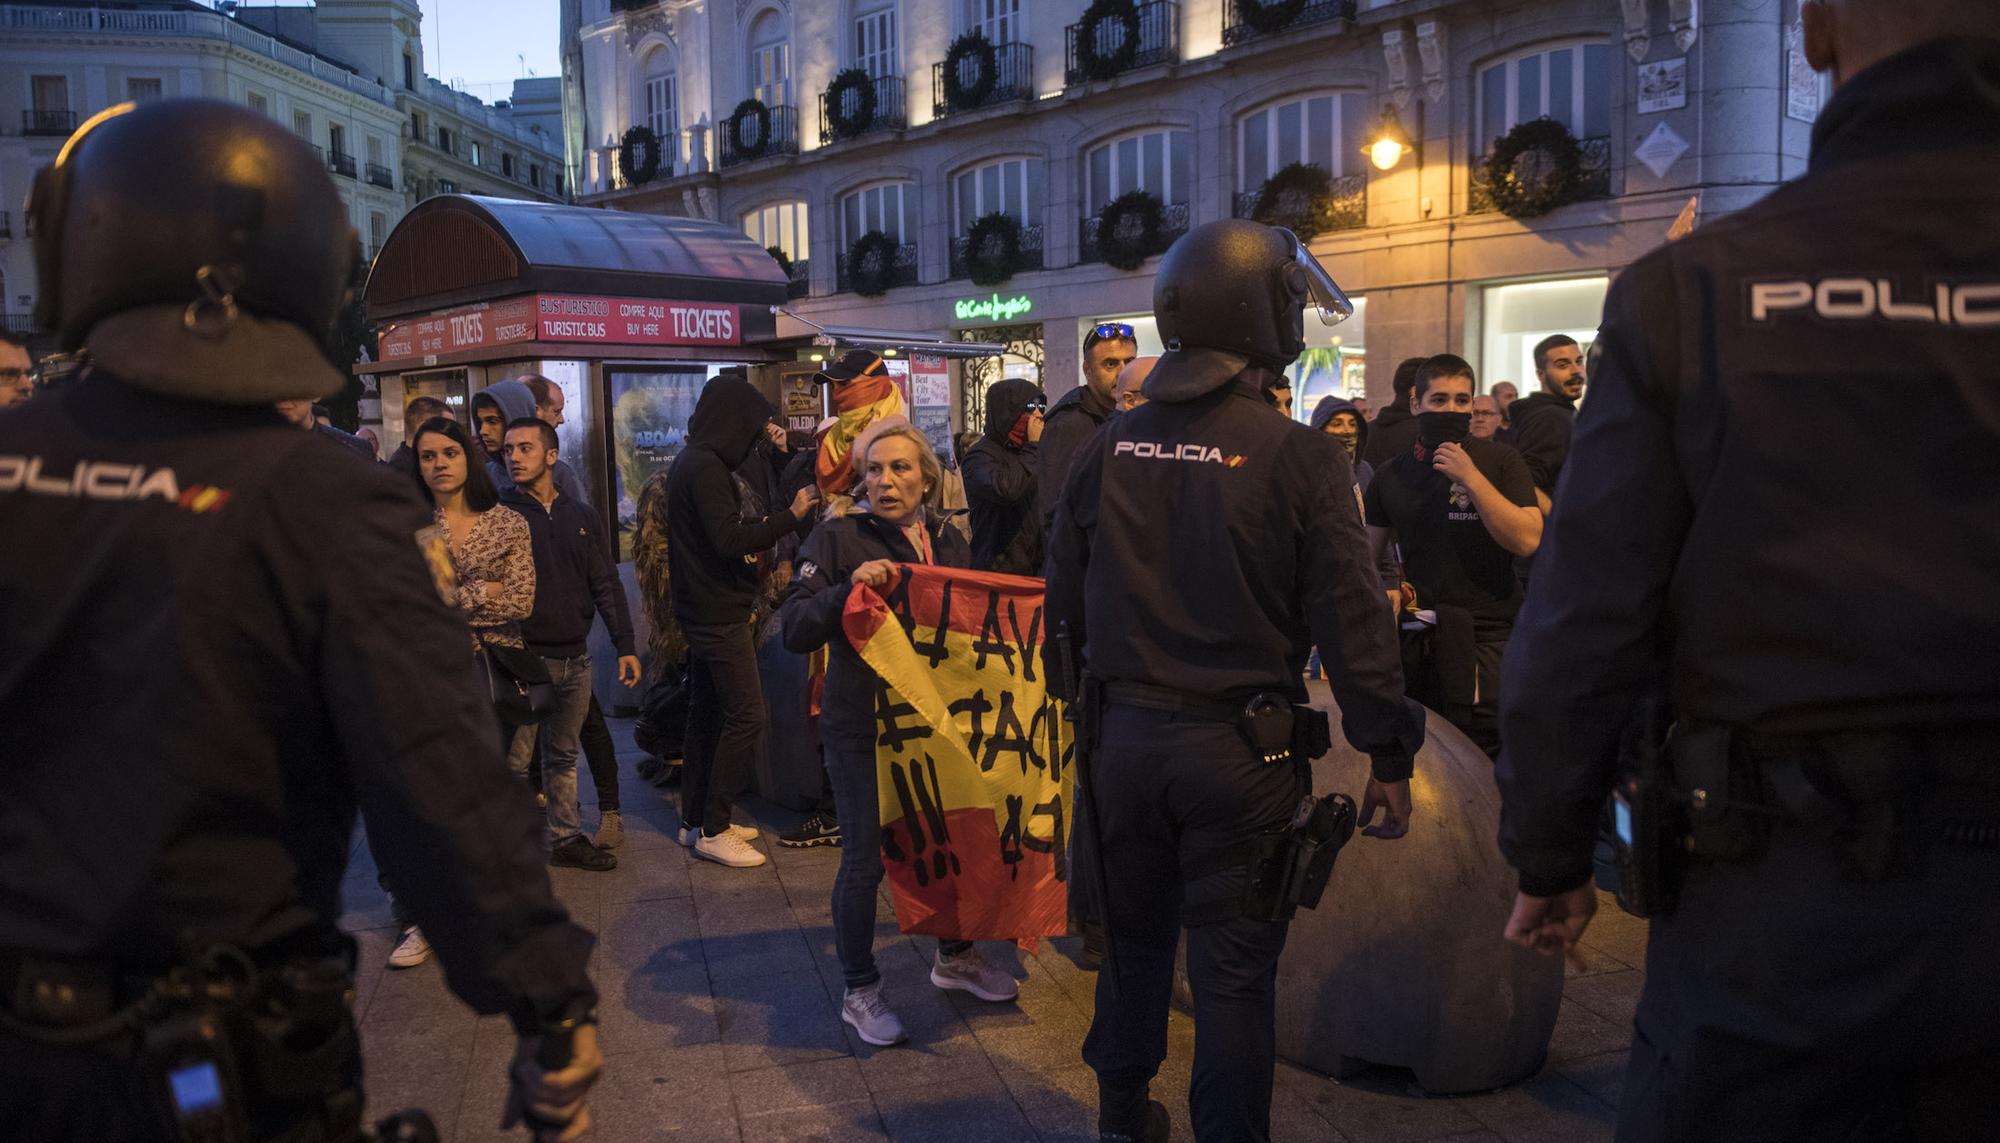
[949,224,1046,281]
[836,242,920,293]
[1221,0,1355,48]
[328,150,358,178]
[1077,201,1191,266]
[365,161,395,189]
[1467,135,1613,214]
[22,109,77,136]
[1231,169,1367,232]
[820,73,906,144]
[787,258,812,299]
[932,41,1034,120]
[1064,2,1179,87]
[718,104,800,169]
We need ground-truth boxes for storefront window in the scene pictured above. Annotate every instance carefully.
[1479,277,1607,394]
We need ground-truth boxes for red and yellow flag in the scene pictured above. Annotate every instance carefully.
[816,364,906,497]
[842,565,1073,943]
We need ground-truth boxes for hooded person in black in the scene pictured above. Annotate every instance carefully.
[1357,356,1427,471]
[961,376,1045,575]
[665,375,819,866]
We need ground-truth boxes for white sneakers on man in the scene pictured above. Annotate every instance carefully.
[692,828,767,868]
[676,823,760,847]
[387,926,431,969]
[930,946,1020,1002]
[841,983,908,1046]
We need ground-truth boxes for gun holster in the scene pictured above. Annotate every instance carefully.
[1671,722,1772,865]
[1241,792,1358,922]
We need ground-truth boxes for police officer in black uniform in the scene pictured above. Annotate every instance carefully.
[1044,219,1426,1143]
[1495,5,2000,1140]
[0,100,601,1141]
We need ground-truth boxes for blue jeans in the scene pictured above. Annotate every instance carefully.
[825,745,970,990]
[506,652,594,844]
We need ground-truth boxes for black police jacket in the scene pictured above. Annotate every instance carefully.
[1496,36,2000,897]
[0,372,595,1033]
[778,510,972,751]
[1043,366,1425,780]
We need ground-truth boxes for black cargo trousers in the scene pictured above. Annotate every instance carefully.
[1083,704,1302,1143]
[1618,786,2000,1143]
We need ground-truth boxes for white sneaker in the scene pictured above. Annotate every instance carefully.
[679,823,759,846]
[387,926,431,969]
[842,983,908,1046]
[692,829,767,868]
[930,946,1019,1002]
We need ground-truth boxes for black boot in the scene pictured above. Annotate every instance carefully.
[1099,1099,1169,1143]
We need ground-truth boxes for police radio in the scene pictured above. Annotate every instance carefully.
[141,1009,247,1143]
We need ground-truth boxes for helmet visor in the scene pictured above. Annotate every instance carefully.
[1275,228,1354,326]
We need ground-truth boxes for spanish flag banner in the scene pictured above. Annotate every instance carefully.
[842,564,1073,943]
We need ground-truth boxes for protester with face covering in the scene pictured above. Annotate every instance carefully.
[1358,356,1429,470]
[961,377,1046,575]
[665,375,821,868]
[1310,395,1375,490]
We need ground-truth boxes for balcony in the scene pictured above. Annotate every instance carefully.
[1468,135,1612,214]
[1231,170,1367,233]
[719,104,800,169]
[949,224,1046,281]
[22,109,77,136]
[787,258,811,300]
[1065,2,1179,87]
[836,242,919,293]
[1078,201,1190,266]
[366,161,395,189]
[819,73,906,144]
[931,41,1033,120]
[1221,0,1355,48]
[328,150,358,179]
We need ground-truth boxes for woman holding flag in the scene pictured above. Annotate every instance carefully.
[779,416,1022,1047]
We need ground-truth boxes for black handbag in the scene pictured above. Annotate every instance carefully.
[477,636,557,726]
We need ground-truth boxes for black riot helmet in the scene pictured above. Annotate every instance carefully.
[26,99,360,401]
[1146,219,1352,403]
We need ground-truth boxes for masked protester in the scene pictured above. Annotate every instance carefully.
[1362,355,1542,755]
[1043,220,1424,1143]
[962,377,1046,575]
[0,99,600,1140]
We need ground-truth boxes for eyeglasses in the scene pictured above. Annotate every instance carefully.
[1082,322,1135,351]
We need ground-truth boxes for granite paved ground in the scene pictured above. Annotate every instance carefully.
[341,720,1646,1142]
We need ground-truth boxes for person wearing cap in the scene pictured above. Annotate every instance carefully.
[779,415,1021,1048]
[1038,323,1137,535]
[0,99,599,1138]
[1043,220,1423,1143]
[815,349,908,504]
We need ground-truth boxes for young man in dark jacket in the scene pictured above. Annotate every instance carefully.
[1498,334,1586,510]
[1357,356,1428,471]
[962,377,1045,575]
[499,419,641,871]
[1037,324,1136,533]
[666,375,819,868]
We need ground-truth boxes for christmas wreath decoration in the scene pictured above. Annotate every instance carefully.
[1097,190,1164,271]
[727,98,774,161]
[1482,117,1585,219]
[1237,0,1307,35]
[825,67,877,140]
[766,245,794,279]
[618,124,663,185]
[1250,161,1338,241]
[964,212,1024,286]
[942,31,999,111]
[1076,0,1142,81]
[846,230,900,297]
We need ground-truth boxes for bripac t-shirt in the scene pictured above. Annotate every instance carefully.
[1364,437,1538,628]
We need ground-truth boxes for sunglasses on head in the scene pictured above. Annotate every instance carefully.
[1083,322,1135,350]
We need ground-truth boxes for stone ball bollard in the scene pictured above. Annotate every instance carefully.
[1173,682,1563,1094]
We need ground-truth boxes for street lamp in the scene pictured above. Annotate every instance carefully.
[1366,105,1420,171]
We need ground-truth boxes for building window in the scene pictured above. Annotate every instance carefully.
[1238,92,1371,189]
[329,123,347,157]
[247,91,269,116]
[840,182,911,247]
[500,153,513,177]
[403,51,416,91]
[126,77,163,102]
[31,75,68,114]
[743,200,809,261]
[966,0,1022,44]
[1085,128,1191,213]
[368,212,387,258]
[366,135,384,165]
[436,125,454,153]
[294,109,312,139]
[470,140,484,166]
[954,158,1036,230]
[748,11,791,106]
[644,66,677,144]
[529,162,543,187]
[854,1,897,78]
[1478,42,1613,152]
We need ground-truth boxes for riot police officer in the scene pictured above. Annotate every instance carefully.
[1496,6,2000,1140]
[0,100,600,1140]
[1044,219,1425,1143]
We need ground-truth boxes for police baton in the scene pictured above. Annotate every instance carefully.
[1056,622,1121,1003]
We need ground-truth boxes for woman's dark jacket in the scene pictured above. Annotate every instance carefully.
[778,509,971,751]
[961,377,1044,576]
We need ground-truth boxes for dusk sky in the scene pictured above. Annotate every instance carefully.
[414,0,561,104]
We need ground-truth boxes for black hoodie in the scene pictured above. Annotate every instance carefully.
[961,377,1044,575]
[1500,389,1576,495]
[665,376,802,625]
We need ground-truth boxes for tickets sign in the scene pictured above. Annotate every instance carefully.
[377,293,749,363]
